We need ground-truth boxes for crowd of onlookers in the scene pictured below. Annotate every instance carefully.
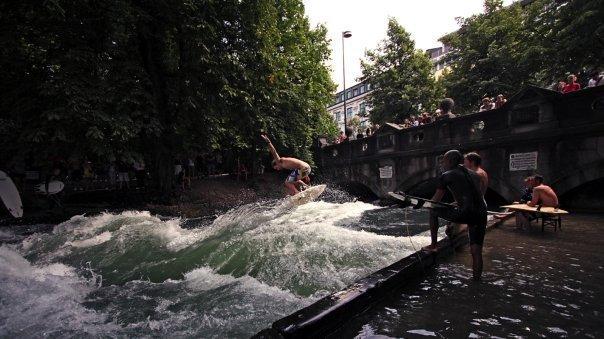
[554,71,603,93]
[332,70,603,143]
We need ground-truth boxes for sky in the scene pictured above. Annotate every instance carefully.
[302,0,514,92]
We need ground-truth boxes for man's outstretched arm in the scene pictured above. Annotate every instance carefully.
[261,134,280,162]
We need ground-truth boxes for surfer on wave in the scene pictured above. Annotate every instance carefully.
[261,134,311,196]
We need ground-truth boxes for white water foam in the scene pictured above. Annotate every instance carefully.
[0,246,118,337]
[2,198,431,337]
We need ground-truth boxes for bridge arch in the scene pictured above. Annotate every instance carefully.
[552,160,604,198]
[337,181,379,200]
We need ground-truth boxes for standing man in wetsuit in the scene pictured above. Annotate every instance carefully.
[423,150,488,281]
[261,134,311,196]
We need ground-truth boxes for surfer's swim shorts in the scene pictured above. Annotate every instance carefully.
[286,165,311,182]
[431,206,487,246]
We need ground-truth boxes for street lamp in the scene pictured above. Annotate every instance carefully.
[342,30,352,136]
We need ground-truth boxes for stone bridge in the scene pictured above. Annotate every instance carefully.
[317,86,604,209]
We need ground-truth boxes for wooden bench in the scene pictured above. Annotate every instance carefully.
[501,204,568,232]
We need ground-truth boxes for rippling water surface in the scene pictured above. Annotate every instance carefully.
[0,190,430,338]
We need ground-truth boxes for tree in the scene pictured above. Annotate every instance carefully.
[0,0,337,191]
[361,18,442,125]
[439,1,527,114]
[440,0,604,114]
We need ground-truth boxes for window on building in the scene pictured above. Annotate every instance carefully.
[353,89,357,96]
[359,102,366,115]
[340,94,344,102]
[347,107,352,118]
[360,86,365,94]
[335,112,341,121]
[366,83,371,90]
[346,91,351,99]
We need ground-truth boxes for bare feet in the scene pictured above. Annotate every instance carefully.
[422,244,438,253]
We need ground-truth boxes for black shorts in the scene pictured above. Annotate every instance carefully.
[431,207,487,246]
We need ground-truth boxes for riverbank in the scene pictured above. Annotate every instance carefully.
[0,173,286,226]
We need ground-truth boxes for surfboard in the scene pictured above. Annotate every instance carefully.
[35,181,65,195]
[289,184,326,206]
[0,170,23,218]
[388,191,454,209]
[501,204,568,215]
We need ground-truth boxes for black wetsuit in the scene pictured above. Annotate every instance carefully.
[432,165,488,245]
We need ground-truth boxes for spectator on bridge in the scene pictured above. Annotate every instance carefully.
[479,97,495,112]
[562,74,581,93]
[365,127,372,137]
[494,94,507,109]
[402,118,412,129]
[436,98,456,121]
[555,81,566,93]
[587,70,604,87]
[411,115,420,127]
[420,112,432,125]
[335,130,347,144]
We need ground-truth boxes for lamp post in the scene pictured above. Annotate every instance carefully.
[342,30,352,135]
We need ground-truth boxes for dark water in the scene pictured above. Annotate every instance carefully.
[333,215,604,338]
[0,190,432,338]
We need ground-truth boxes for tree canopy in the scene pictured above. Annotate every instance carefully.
[0,0,338,188]
[360,18,442,125]
[440,0,604,114]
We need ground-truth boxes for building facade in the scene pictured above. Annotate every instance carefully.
[326,81,373,133]
[426,45,451,79]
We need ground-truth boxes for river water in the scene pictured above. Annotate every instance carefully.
[0,190,432,338]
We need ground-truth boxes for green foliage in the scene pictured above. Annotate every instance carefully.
[440,0,604,114]
[0,0,336,186]
[360,19,443,125]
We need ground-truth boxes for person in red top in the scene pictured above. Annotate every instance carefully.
[562,74,581,93]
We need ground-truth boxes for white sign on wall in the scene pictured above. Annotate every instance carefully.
[509,152,538,171]
[379,166,393,179]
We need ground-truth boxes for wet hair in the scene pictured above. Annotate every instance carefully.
[533,174,544,184]
[444,149,463,166]
[464,152,481,166]
[439,98,455,113]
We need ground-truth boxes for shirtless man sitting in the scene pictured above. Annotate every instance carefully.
[261,134,311,196]
[515,174,559,228]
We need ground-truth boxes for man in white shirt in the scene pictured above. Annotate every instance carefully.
[587,70,603,87]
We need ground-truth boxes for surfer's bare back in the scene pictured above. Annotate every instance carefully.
[261,134,311,196]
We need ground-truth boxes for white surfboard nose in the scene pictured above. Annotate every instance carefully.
[0,170,24,218]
